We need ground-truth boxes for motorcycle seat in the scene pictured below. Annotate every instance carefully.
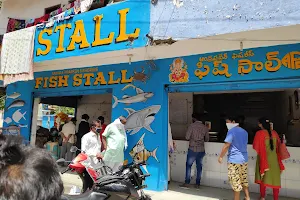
[60,190,107,200]
[97,175,123,185]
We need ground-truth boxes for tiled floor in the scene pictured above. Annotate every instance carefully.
[61,172,298,200]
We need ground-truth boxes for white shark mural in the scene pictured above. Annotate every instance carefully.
[112,85,154,108]
[124,105,161,135]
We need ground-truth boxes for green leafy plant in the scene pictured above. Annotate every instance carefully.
[53,106,75,116]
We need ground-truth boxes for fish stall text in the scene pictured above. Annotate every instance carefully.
[35,68,133,89]
[36,8,140,56]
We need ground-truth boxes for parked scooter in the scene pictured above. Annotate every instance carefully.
[57,146,111,193]
[58,146,151,200]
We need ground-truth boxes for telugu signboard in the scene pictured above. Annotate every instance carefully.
[33,0,150,62]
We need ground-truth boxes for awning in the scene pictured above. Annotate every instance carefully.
[40,96,80,108]
[166,78,300,93]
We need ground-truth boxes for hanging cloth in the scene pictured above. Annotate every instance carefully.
[0,26,36,86]
[6,18,25,33]
[80,0,93,13]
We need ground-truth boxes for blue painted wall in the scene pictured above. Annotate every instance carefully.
[4,43,300,191]
[150,0,300,39]
[34,0,150,62]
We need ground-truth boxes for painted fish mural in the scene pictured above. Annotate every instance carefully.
[124,105,161,135]
[113,85,154,108]
[129,133,159,163]
[6,92,21,99]
[12,109,26,123]
[4,117,12,124]
[6,100,25,111]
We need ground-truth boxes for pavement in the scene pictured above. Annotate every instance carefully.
[61,172,297,200]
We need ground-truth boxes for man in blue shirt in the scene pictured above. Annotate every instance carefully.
[218,116,250,200]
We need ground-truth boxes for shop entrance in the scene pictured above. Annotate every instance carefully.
[31,92,112,159]
[167,84,300,195]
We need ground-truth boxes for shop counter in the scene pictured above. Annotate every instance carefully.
[170,140,300,198]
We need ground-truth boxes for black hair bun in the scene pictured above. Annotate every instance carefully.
[0,135,25,168]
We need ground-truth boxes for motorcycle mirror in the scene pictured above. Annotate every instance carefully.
[70,146,78,153]
[56,158,66,164]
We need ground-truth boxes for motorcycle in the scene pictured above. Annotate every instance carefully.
[57,146,111,193]
[58,146,151,200]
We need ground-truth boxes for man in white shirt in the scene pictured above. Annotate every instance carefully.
[60,118,76,162]
[81,120,102,160]
[81,120,103,192]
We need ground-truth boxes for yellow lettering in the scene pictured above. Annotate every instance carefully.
[92,15,114,47]
[282,51,300,70]
[120,70,133,83]
[254,62,264,71]
[238,60,253,74]
[195,61,210,80]
[73,74,82,87]
[108,71,121,84]
[36,29,53,56]
[115,8,140,43]
[35,77,43,89]
[58,75,69,87]
[49,76,58,88]
[212,61,231,78]
[43,77,49,88]
[94,72,107,85]
[67,20,90,51]
[83,73,94,86]
[55,24,72,53]
[265,51,281,72]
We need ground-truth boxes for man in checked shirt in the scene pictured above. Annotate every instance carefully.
[180,113,209,189]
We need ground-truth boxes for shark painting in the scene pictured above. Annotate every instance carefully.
[112,86,153,108]
[124,105,161,135]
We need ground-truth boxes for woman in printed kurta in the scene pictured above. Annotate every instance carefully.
[253,117,285,200]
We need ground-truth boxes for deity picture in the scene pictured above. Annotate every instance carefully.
[169,58,189,83]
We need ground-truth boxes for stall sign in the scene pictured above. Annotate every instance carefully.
[34,0,150,62]
[194,49,300,81]
[34,67,133,89]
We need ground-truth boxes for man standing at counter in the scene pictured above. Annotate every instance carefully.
[180,113,209,189]
[218,116,250,200]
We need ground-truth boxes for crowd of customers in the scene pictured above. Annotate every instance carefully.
[178,113,286,200]
[0,111,288,200]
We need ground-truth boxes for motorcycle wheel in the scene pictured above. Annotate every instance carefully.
[79,170,94,193]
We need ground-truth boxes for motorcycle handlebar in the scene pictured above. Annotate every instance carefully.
[132,161,146,167]
[120,161,146,171]
[61,167,70,174]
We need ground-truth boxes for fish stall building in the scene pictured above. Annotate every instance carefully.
[1,0,300,197]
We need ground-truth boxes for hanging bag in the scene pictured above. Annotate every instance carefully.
[280,134,290,160]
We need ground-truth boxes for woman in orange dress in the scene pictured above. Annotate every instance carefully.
[253,117,285,200]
